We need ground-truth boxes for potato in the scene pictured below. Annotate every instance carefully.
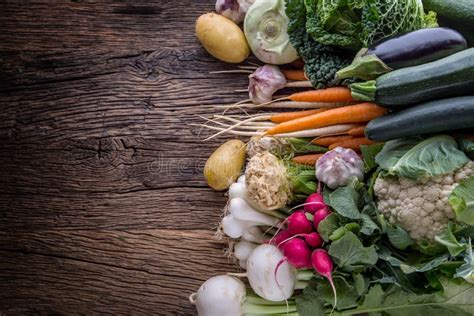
[195,13,250,63]
[204,139,246,191]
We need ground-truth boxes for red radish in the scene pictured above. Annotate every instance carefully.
[278,232,323,249]
[314,207,331,230]
[283,238,312,268]
[287,210,313,235]
[312,249,337,312]
[274,239,312,292]
[267,229,293,248]
[303,193,326,214]
[302,232,323,248]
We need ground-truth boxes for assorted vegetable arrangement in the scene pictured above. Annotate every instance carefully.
[191,0,474,315]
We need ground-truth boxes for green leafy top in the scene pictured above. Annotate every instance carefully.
[285,0,353,88]
[303,0,437,50]
[376,135,469,180]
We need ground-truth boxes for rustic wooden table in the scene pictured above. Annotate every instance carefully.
[0,1,245,314]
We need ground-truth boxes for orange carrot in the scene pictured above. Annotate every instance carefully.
[347,125,366,137]
[265,103,388,135]
[270,109,327,123]
[329,137,377,151]
[312,135,353,147]
[282,69,307,81]
[291,59,305,68]
[287,87,354,103]
[292,154,324,166]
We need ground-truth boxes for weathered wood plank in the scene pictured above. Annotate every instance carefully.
[0,0,255,314]
[0,229,238,315]
[0,2,213,51]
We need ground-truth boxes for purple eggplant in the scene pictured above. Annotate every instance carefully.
[336,27,467,80]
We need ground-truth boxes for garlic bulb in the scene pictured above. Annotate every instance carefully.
[316,147,365,189]
[248,65,286,104]
[215,0,255,24]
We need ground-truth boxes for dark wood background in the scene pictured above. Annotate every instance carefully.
[0,1,247,314]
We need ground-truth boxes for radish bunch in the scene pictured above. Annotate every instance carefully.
[267,192,338,308]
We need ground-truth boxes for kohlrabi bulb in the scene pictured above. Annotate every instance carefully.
[244,0,299,64]
[316,147,365,189]
[215,0,255,24]
[248,64,286,104]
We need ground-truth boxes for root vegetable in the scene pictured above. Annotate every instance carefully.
[314,208,332,230]
[311,249,337,312]
[191,275,246,316]
[196,13,249,63]
[247,244,297,301]
[265,103,387,136]
[280,238,312,268]
[286,210,313,235]
[204,139,246,191]
[303,193,326,214]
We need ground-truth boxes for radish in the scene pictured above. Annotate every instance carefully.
[281,238,312,269]
[247,244,296,301]
[313,207,332,230]
[312,249,337,312]
[267,229,293,248]
[303,192,326,214]
[287,210,313,235]
[190,275,246,316]
[301,232,323,248]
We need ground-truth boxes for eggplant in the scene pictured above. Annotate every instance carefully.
[336,27,467,80]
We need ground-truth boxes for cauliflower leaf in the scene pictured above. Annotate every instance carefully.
[449,175,474,226]
[376,135,469,180]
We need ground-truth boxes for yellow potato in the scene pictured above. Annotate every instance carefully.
[196,13,250,63]
[204,139,246,191]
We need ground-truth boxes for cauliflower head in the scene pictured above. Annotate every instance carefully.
[374,161,474,241]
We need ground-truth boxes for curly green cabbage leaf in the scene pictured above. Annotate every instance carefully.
[375,135,469,180]
[304,0,438,50]
[286,0,354,88]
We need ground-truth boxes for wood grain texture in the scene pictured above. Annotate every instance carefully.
[0,1,250,314]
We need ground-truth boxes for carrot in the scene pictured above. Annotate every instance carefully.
[282,69,307,81]
[462,135,474,141]
[291,59,305,68]
[347,125,366,137]
[292,154,324,166]
[312,135,353,147]
[270,109,327,123]
[265,103,388,135]
[287,87,354,103]
[328,137,377,151]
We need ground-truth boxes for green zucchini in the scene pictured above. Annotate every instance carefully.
[350,48,474,108]
[365,96,474,141]
[423,0,474,47]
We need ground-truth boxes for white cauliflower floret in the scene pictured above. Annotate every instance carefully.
[375,161,474,241]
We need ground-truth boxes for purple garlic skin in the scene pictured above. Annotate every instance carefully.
[248,64,286,104]
[316,147,364,189]
[216,0,254,24]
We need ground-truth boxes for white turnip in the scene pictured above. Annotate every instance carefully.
[247,244,296,301]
